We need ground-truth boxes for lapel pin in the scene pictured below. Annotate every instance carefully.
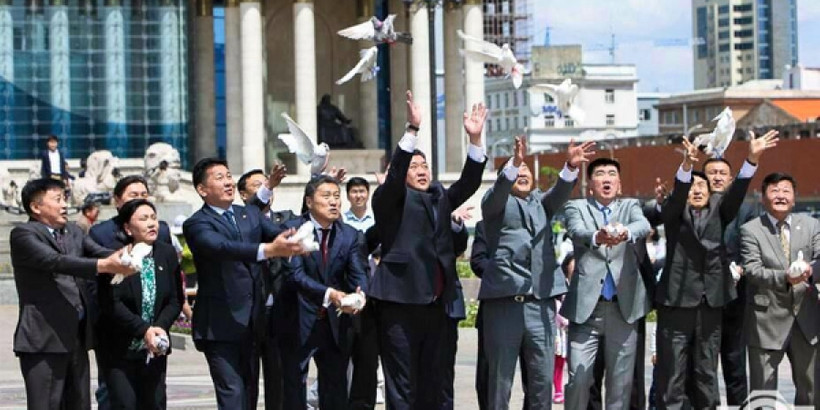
[159,266,164,271]
[243,214,247,219]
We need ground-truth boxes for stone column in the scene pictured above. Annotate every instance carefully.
[104,0,127,154]
[192,0,216,161]
[388,0,409,148]
[0,0,13,156]
[160,1,183,149]
[463,0,485,147]
[49,1,71,143]
[443,3,464,172]
[240,0,265,171]
[409,1,431,158]
[293,0,317,176]
[224,0,243,172]
[357,0,378,149]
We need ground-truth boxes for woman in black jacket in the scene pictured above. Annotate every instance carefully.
[97,199,182,409]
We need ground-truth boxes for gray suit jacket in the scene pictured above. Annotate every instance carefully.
[741,213,820,350]
[478,174,575,300]
[560,198,651,324]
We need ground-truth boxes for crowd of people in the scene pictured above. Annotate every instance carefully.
[8,89,820,410]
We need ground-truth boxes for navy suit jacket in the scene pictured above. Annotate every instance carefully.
[183,203,283,344]
[40,149,72,180]
[276,216,368,349]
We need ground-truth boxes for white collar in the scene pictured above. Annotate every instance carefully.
[766,213,792,228]
[207,204,232,215]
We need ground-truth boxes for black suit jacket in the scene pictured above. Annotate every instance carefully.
[370,148,485,304]
[96,241,182,362]
[10,221,111,354]
[656,172,751,308]
[275,217,368,349]
[183,203,283,344]
[40,149,72,180]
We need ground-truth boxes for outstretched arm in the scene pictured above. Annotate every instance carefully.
[447,102,489,209]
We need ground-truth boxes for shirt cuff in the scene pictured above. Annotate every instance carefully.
[256,185,273,204]
[676,166,692,183]
[559,163,579,182]
[592,231,601,247]
[323,288,333,308]
[737,160,757,179]
[502,158,519,181]
[397,132,418,153]
[451,220,464,232]
[467,144,486,163]
[256,244,267,262]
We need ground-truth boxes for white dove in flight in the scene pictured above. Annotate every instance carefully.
[528,79,586,124]
[115,242,152,285]
[457,29,525,89]
[336,47,379,85]
[693,107,735,158]
[278,113,330,175]
[788,250,810,279]
[337,15,412,45]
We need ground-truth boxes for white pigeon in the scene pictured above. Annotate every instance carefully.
[457,29,524,89]
[289,221,320,256]
[278,113,330,175]
[115,242,152,285]
[337,293,366,316]
[528,79,586,124]
[788,250,810,279]
[693,107,735,158]
[729,261,742,282]
[337,15,412,45]
[336,47,379,85]
[604,222,626,238]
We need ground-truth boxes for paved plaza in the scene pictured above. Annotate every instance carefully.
[0,305,800,409]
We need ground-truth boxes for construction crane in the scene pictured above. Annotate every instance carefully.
[585,32,706,64]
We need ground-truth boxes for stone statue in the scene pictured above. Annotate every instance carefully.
[144,142,182,202]
[0,167,20,207]
[72,150,120,204]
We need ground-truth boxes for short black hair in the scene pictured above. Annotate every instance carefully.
[238,169,265,193]
[702,158,732,173]
[411,149,426,160]
[304,175,341,200]
[46,135,59,142]
[192,158,229,190]
[80,201,99,214]
[21,178,65,216]
[761,172,796,193]
[586,158,621,179]
[116,199,157,240]
[346,177,369,194]
[691,171,712,191]
[113,175,149,198]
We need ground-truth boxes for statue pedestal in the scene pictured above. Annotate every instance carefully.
[153,202,193,222]
[320,149,386,175]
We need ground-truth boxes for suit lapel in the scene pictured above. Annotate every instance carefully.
[34,221,61,252]
[202,205,238,239]
[326,223,344,277]
[585,199,605,230]
[309,226,325,282]
[420,192,436,228]
[789,215,806,263]
[760,216,789,269]
[232,205,250,241]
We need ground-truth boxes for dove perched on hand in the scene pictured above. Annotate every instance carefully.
[788,250,810,279]
[116,242,152,285]
[457,29,525,89]
[288,221,320,258]
[337,292,366,316]
[337,15,412,45]
[729,261,743,282]
[278,113,330,175]
[529,79,586,124]
[693,107,735,158]
[336,46,379,85]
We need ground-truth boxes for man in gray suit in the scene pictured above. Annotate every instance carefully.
[741,172,820,406]
[479,136,594,409]
[560,157,651,409]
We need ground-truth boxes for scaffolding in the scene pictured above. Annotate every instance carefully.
[483,0,532,76]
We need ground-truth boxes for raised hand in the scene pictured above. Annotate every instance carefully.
[406,90,422,131]
[325,166,348,183]
[654,177,669,204]
[267,163,287,189]
[373,170,386,186]
[512,136,526,168]
[747,129,779,164]
[463,103,488,146]
[451,205,475,224]
[566,139,596,170]
[680,136,699,171]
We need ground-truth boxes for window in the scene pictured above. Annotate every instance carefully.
[545,115,555,127]
[487,121,492,133]
[505,118,510,130]
[494,94,500,109]
[718,18,730,27]
[734,17,753,25]
[514,117,519,130]
[718,31,730,39]
[718,5,729,13]
[605,89,614,103]
[606,114,615,126]
[486,95,492,109]
[496,119,501,131]
[734,29,753,38]
[639,109,651,121]
[565,118,574,128]
[719,44,730,52]
[692,110,699,123]
[504,93,509,108]
[734,4,753,12]
[512,91,518,106]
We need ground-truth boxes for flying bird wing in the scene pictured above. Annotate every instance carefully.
[278,113,317,165]
[338,20,376,41]
[457,29,503,56]
[336,47,379,85]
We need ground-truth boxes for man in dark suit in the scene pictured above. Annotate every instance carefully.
[182,158,306,410]
[370,91,487,409]
[655,131,777,408]
[40,135,73,184]
[10,178,135,409]
[275,175,368,409]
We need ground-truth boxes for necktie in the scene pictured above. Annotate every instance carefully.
[223,210,241,237]
[320,228,330,266]
[600,206,617,301]
[53,229,66,253]
[778,220,790,262]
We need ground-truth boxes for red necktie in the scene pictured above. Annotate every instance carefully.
[320,228,330,266]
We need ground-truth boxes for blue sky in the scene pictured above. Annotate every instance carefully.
[532,0,820,93]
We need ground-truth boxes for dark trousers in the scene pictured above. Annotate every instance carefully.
[280,318,350,410]
[94,351,112,410]
[19,347,91,410]
[656,303,722,410]
[376,300,447,410]
[198,335,260,410]
[720,298,748,405]
[587,317,647,410]
[440,317,459,410]
[260,330,284,410]
[349,304,380,410]
[475,302,529,410]
[106,355,167,410]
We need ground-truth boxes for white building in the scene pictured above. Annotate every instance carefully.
[637,92,669,136]
[783,64,820,90]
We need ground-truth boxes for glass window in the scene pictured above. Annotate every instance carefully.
[605,89,614,103]
[606,114,615,126]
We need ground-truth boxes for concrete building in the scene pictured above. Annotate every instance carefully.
[692,0,798,89]
[482,0,533,69]
[783,64,820,90]
[637,93,669,136]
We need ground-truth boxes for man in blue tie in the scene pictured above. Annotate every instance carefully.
[560,158,651,409]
